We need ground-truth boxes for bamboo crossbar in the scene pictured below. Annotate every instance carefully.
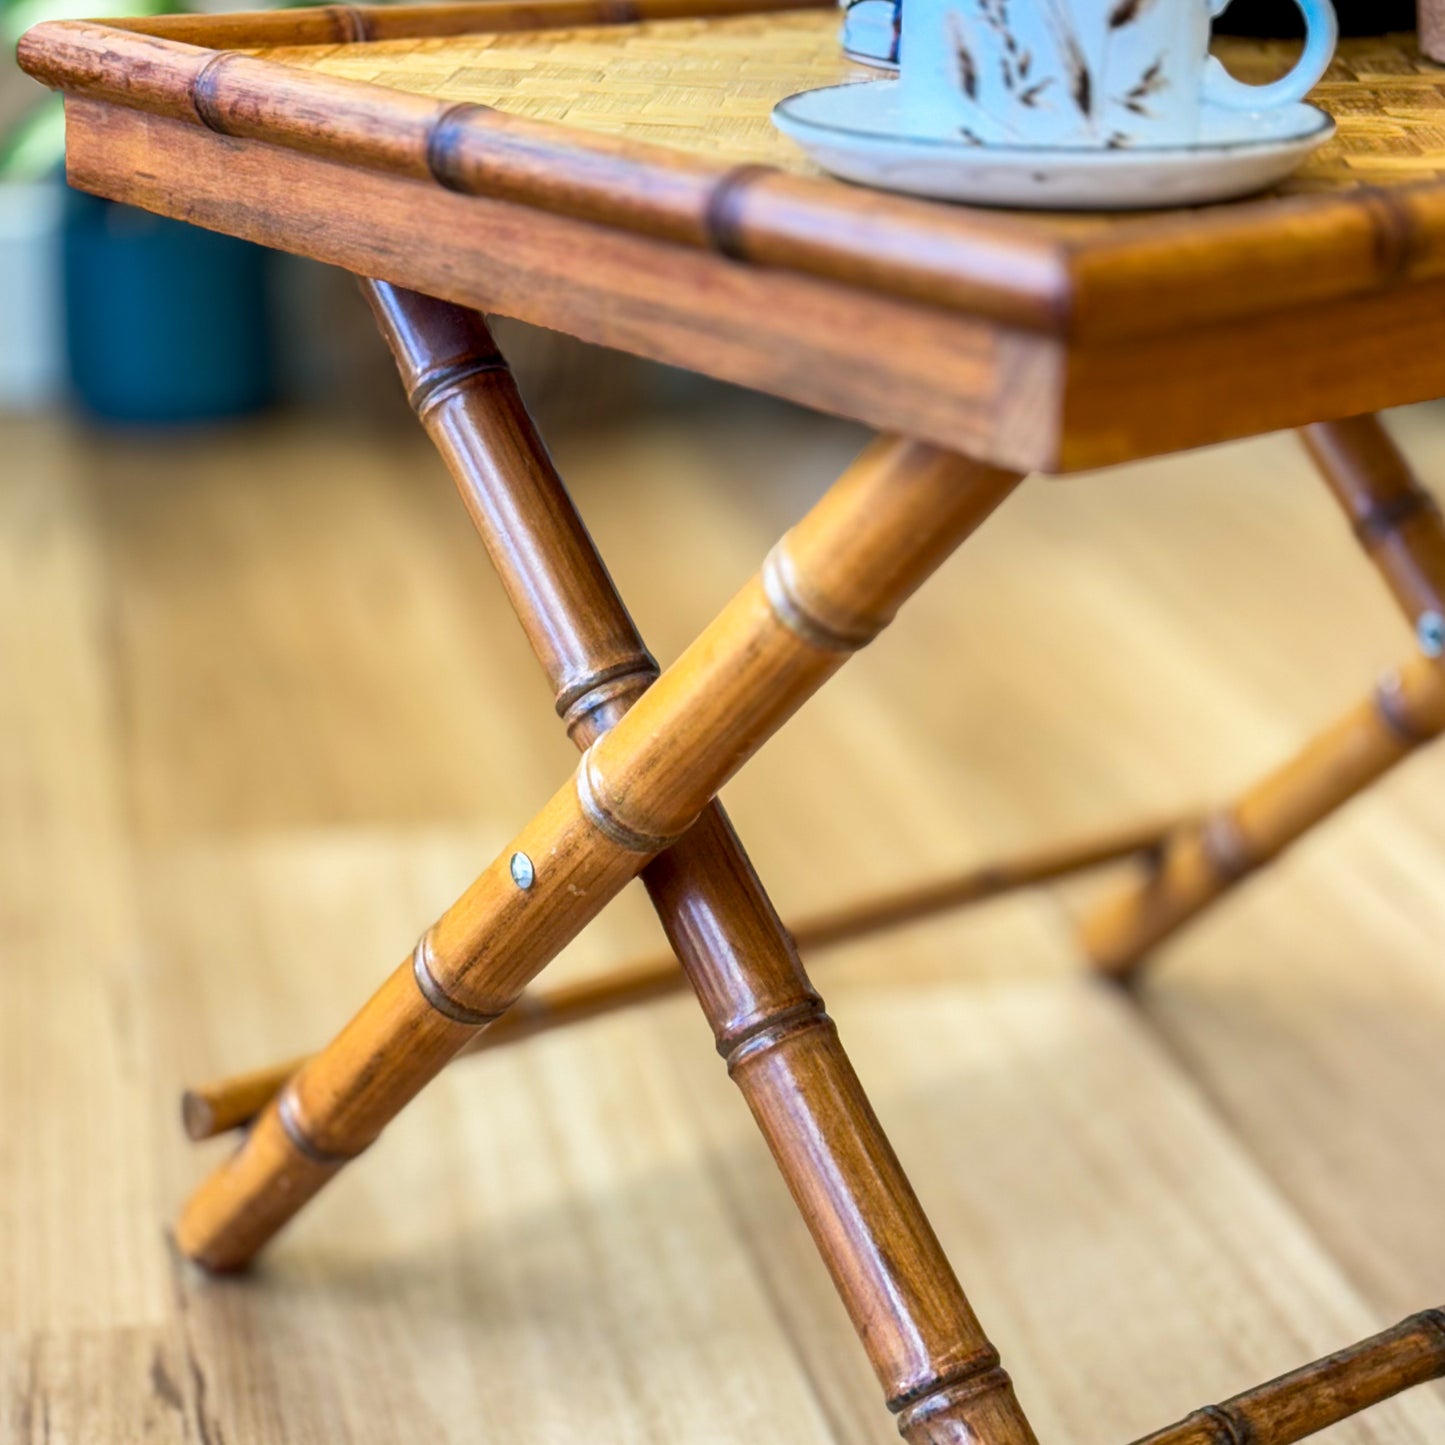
[1081,415,1445,977]
[1081,653,1445,975]
[1129,1309,1445,1445]
[181,814,1179,1141]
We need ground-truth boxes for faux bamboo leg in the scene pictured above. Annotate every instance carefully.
[368,284,1036,1438]
[183,814,1180,1141]
[1301,415,1445,660]
[178,284,1035,1442]
[1129,1308,1445,1445]
[1080,657,1445,976]
[1081,414,1445,978]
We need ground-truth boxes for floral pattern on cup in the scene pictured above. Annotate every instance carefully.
[900,0,1338,150]
[946,0,1176,147]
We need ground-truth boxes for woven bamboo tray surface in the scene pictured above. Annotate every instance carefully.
[253,15,1445,193]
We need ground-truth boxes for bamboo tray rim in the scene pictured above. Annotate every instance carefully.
[20,0,1445,344]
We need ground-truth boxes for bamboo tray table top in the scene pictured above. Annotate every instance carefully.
[17,6,1445,1444]
[20,5,1445,471]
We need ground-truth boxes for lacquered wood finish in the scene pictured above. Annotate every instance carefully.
[176,285,1032,1442]
[1082,415,1445,977]
[1082,652,1445,977]
[62,97,1054,470]
[25,14,1445,469]
[1303,414,1445,649]
[640,802,1031,1437]
[14,20,1066,333]
[1129,1309,1445,1445]
[364,282,1036,1441]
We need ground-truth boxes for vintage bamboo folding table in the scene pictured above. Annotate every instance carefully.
[19,4,1445,1440]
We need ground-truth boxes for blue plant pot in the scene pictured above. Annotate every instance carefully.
[62,187,274,425]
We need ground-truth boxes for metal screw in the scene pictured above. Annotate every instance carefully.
[1419,611,1445,659]
[509,852,535,890]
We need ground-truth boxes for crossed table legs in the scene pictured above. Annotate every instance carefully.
[174,287,1445,1444]
[178,282,1038,1445]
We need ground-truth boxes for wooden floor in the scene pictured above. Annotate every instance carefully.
[3,377,1444,1444]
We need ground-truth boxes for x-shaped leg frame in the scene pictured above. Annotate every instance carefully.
[175,290,1445,1444]
[180,282,1038,1444]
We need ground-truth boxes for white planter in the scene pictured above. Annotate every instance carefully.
[0,179,64,410]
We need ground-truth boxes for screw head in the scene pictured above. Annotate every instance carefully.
[1419,611,1445,659]
[509,852,535,890]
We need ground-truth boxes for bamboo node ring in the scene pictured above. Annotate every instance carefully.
[724,1001,831,1072]
[408,354,510,419]
[762,544,881,653]
[410,936,503,1027]
[425,101,495,194]
[1187,1404,1252,1445]
[1200,811,1257,882]
[556,658,659,730]
[1350,486,1440,550]
[328,5,370,42]
[1373,671,1433,745]
[575,747,682,854]
[702,163,776,261]
[889,1347,1009,1418]
[277,1087,362,1166]
[189,51,238,136]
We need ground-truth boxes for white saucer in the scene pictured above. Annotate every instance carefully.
[772,80,1335,210]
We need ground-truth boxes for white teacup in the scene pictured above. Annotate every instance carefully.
[900,0,1338,148]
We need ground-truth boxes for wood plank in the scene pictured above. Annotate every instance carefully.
[76,421,573,841]
[658,974,1445,1444]
[0,1327,194,1443]
[62,94,1445,471]
[1128,406,1445,1328]
[0,424,167,1335]
[139,831,837,1443]
[6,399,1445,1441]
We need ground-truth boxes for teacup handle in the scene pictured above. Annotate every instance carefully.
[1203,0,1338,110]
